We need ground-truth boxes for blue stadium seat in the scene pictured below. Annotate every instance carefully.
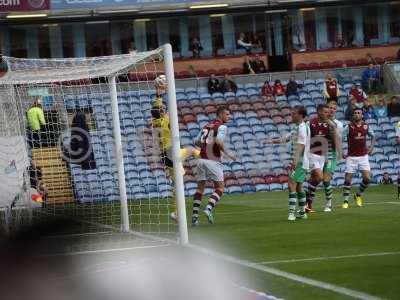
[304,79,316,86]
[245,83,257,89]
[200,92,212,100]
[270,183,282,191]
[247,88,259,97]
[227,186,242,194]
[255,184,269,192]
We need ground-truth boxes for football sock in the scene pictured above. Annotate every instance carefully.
[289,192,297,214]
[297,191,306,213]
[356,179,369,197]
[206,189,223,212]
[343,181,351,203]
[192,192,203,219]
[306,180,318,208]
[323,181,333,207]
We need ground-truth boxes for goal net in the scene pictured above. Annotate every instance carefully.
[0,44,188,244]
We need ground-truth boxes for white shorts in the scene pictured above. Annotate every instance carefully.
[196,159,224,182]
[309,153,326,171]
[345,155,370,174]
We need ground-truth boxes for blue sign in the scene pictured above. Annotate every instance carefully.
[51,0,196,10]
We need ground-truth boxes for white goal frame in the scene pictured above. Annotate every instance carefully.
[0,44,189,244]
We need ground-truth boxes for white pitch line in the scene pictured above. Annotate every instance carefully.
[215,201,399,216]
[258,251,400,265]
[188,244,382,300]
[45,244,171,257]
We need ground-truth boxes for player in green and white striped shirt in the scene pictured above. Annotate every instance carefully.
[268,106,310,221]
[322,100,343,212]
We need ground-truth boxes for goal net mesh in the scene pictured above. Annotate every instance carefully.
[0,48,179,241]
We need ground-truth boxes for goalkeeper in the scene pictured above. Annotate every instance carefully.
[151,75,200,222]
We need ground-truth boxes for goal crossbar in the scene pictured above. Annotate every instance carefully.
[0,49,163,85]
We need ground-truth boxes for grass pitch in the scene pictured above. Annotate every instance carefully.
[7,185,398,299]
[188,185,400,300]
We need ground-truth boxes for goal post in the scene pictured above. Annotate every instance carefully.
[109,74,130,233]
[0,44,189,243]
[163,44,189,245]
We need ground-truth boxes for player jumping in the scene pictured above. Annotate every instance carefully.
[150,75,200,221]
[322,100,343,212]
[268,106,310,221]
[306,104,339,213]
[191,106,236,226]
[342,108,376,208]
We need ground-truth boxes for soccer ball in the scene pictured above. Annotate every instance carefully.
[155,74,167,90]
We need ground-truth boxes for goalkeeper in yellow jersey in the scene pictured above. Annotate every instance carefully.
[151,75,200,222]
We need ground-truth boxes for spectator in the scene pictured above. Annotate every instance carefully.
[373,97,388,118]
[336,63,352,86]
[363,104,376,120]
[237,32,252,54]
[323,74,340,102]
[220,74,238,94]
[380,172,393,185]
[27,97,46,148]
[286,76,300,97]
[348,83,368,109]
[335,33,345,48]
[207,74,220,95]
[190,37,203,58]
[28,160,48,203]
[69,112,97,170]
[272,79,286,97]
[388,96,400,117]
[243,55,255,74]
[347,29,355,47]
[260,80,273,100]
[361,63,380,94]
[251,54,267,74]
[251,34,262,49]
[128,41,137,54]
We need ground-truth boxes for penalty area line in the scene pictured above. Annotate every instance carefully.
[188,244,382,300]
[215,201,399,216]
[258,251,400,265]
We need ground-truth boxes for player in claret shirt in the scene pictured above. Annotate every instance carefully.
[342,108,376,208]
[191,106,236,226]
[305,104,339,212]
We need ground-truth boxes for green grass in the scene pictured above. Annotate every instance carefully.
[20,185,400,299]
[188,185,400,300]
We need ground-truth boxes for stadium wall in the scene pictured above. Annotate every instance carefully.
[0,1,399,72]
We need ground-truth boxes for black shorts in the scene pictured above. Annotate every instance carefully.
[161,151,173,168]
